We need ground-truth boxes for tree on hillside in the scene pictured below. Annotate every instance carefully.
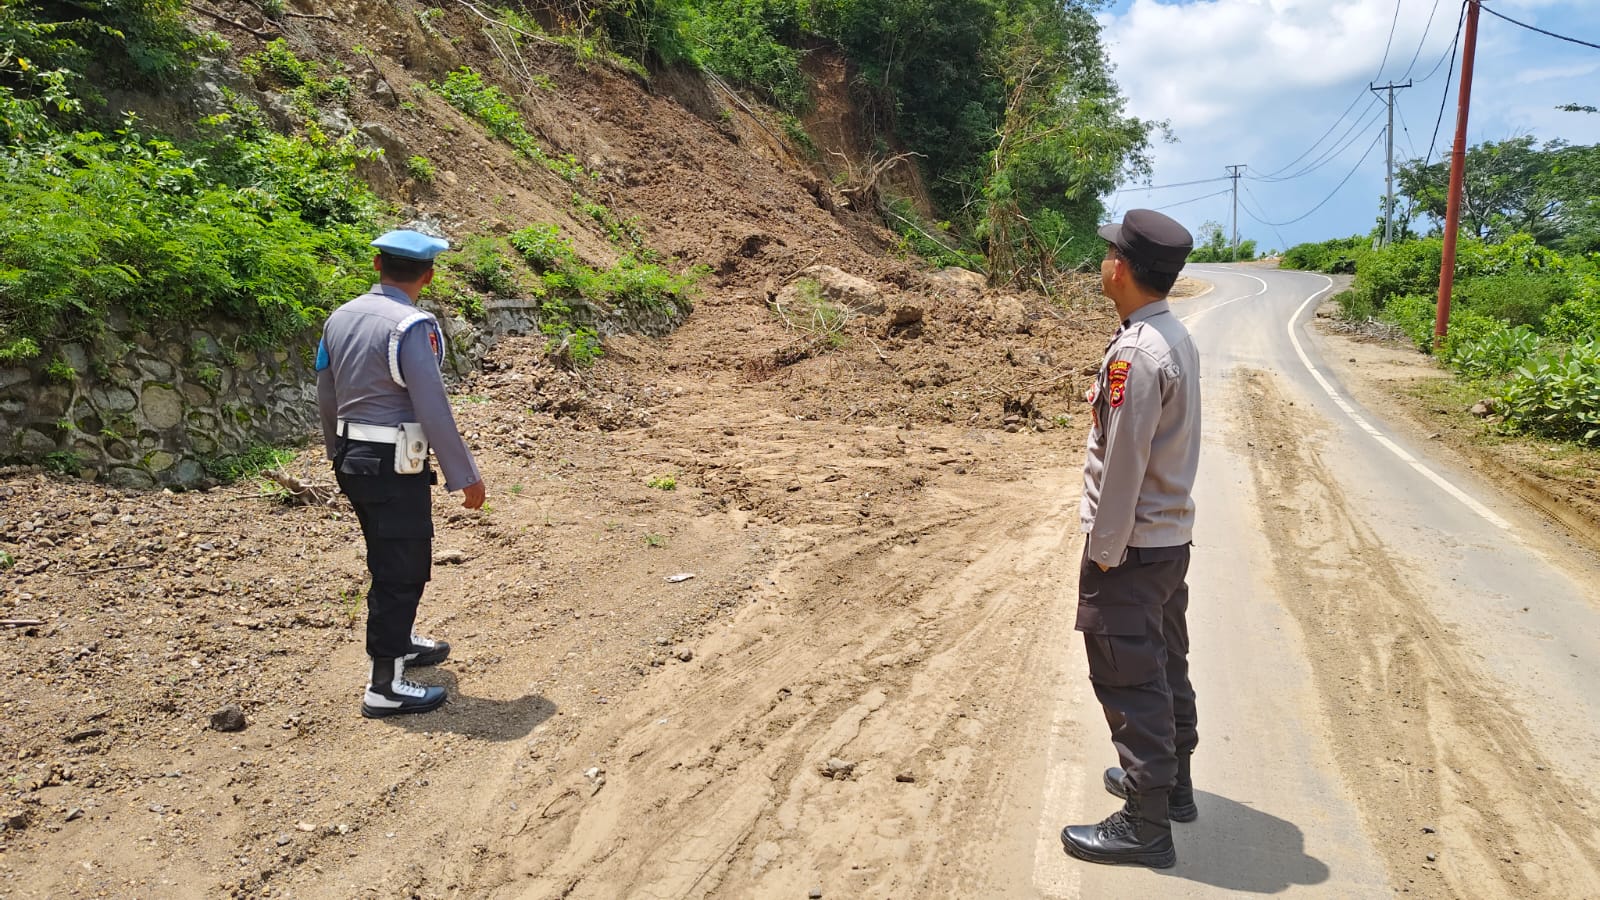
[1397,135,1600,253]
[981,0,1156,285]
[1185,220,1256,262]
[816,0,1005,214]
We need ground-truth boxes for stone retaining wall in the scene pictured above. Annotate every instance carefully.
[1,314,322,489]
[1,289,686,488]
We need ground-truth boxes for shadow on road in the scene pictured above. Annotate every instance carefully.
[369,669,557,741]
[1160,791,1331,892]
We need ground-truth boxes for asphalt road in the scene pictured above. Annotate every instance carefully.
[1033,263,1600,897]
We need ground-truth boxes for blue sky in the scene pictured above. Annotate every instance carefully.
[1095,0,1600,251]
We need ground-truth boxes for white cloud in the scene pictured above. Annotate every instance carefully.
[1512,62,1600,85]
[1101,0,1459,132]
[1098,0,1600,247]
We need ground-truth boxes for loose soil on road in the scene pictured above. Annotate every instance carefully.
[7,265,1600,898]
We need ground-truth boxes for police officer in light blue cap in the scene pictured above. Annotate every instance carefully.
[316,229,487,718]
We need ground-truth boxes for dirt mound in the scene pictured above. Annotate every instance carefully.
[0,8,1117,896]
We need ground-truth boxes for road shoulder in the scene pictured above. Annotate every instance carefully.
[1308,307,1600,549]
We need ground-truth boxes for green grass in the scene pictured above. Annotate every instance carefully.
[201,445,296,482]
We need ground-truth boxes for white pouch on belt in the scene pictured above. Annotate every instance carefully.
[394,422,429,474]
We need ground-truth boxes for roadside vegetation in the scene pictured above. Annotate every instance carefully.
[531,0,1156,288]
[0,4,703,371]
[1284,136,1600,446]
[0,2,380,363]
[1187,220,1259,263]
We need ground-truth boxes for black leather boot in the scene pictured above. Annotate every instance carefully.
[404,632,451,667]
[361,657,447,718]
[1060,788,1176,868]
[1104,755,1198,822]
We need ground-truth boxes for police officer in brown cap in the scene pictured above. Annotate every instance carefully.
[1060,209,1200,869]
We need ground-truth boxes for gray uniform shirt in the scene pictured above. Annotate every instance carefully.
[1080,299,1200,566]
[316,284,481,492]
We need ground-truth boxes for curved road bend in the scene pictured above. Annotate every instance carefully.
[1031,263,1600,897]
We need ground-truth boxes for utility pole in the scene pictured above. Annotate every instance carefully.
[1226,164,1245,260]
[1371,79,1412,246]
[1436,1,1481,350]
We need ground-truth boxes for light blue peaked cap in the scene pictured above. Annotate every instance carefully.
[371,229,450,261]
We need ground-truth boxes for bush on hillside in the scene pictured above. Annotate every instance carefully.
[1354,239,1440,313]
[1281,236,1363,273]
[1453,271,1578,328]
[0,121,378,360]
[1447,320,1541,379]
[682,0,811,111]
[1496,339,1600,444]
[1543,278,1600,341]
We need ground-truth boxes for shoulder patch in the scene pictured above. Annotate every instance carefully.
[314,339,329,372]
[1107,360,1131,408]
[428,326,440,358]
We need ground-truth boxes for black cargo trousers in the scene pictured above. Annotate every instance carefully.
[333,439,435,660]
[1076,543,1197,794]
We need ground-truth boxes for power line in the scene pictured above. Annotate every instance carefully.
[1244,129,1387,226]
[1151,188,1233,213]
[1239,183,1290,251]
[1404,0,1467,222]
[1480,3,1600,51]
[1395,96,1420,160]
[1424,2,1467,167]
[1420,0,1465,84]
[1400,0,1447,80]
[1375,0,1405,79]
[1128,176,1234,192]
[1255,88,1373,179]
[1248,100,1386,182]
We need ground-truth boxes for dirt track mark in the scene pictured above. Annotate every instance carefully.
[1236,368,1600,898]
[465,458,1080,899]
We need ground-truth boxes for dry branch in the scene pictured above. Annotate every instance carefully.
[264,470,339,506]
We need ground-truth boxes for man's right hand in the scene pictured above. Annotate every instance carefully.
[461,480,487,510]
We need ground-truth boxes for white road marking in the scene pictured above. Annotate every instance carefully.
[1274,274,1512,531]
[1178,267,1265,325]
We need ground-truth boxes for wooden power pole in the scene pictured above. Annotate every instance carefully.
[1435,1,1482,350]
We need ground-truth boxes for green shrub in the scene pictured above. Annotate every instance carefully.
[683,0,811,111]
[1447,320,1541,378]
[460,235,520,296]
[1356,239,1440,313]
[1380,293,1438,350]
[406,154,435,182]
[419,267,486,322]
[432,68,585,181]
[42,450,81,474]
[506,223,701,365]
[1543,277,1600,341]
[201,445,296,481]
[1284,236,1362,273]
[509,224,580,272]
[1496,339,1600,444]
[598,254,703,314]
[0,0,207,96]
[44,358,76,383]
[239,39,349,115]
[1455,271,1577,327]
[0,115,379,360]
[887,197,986,272]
